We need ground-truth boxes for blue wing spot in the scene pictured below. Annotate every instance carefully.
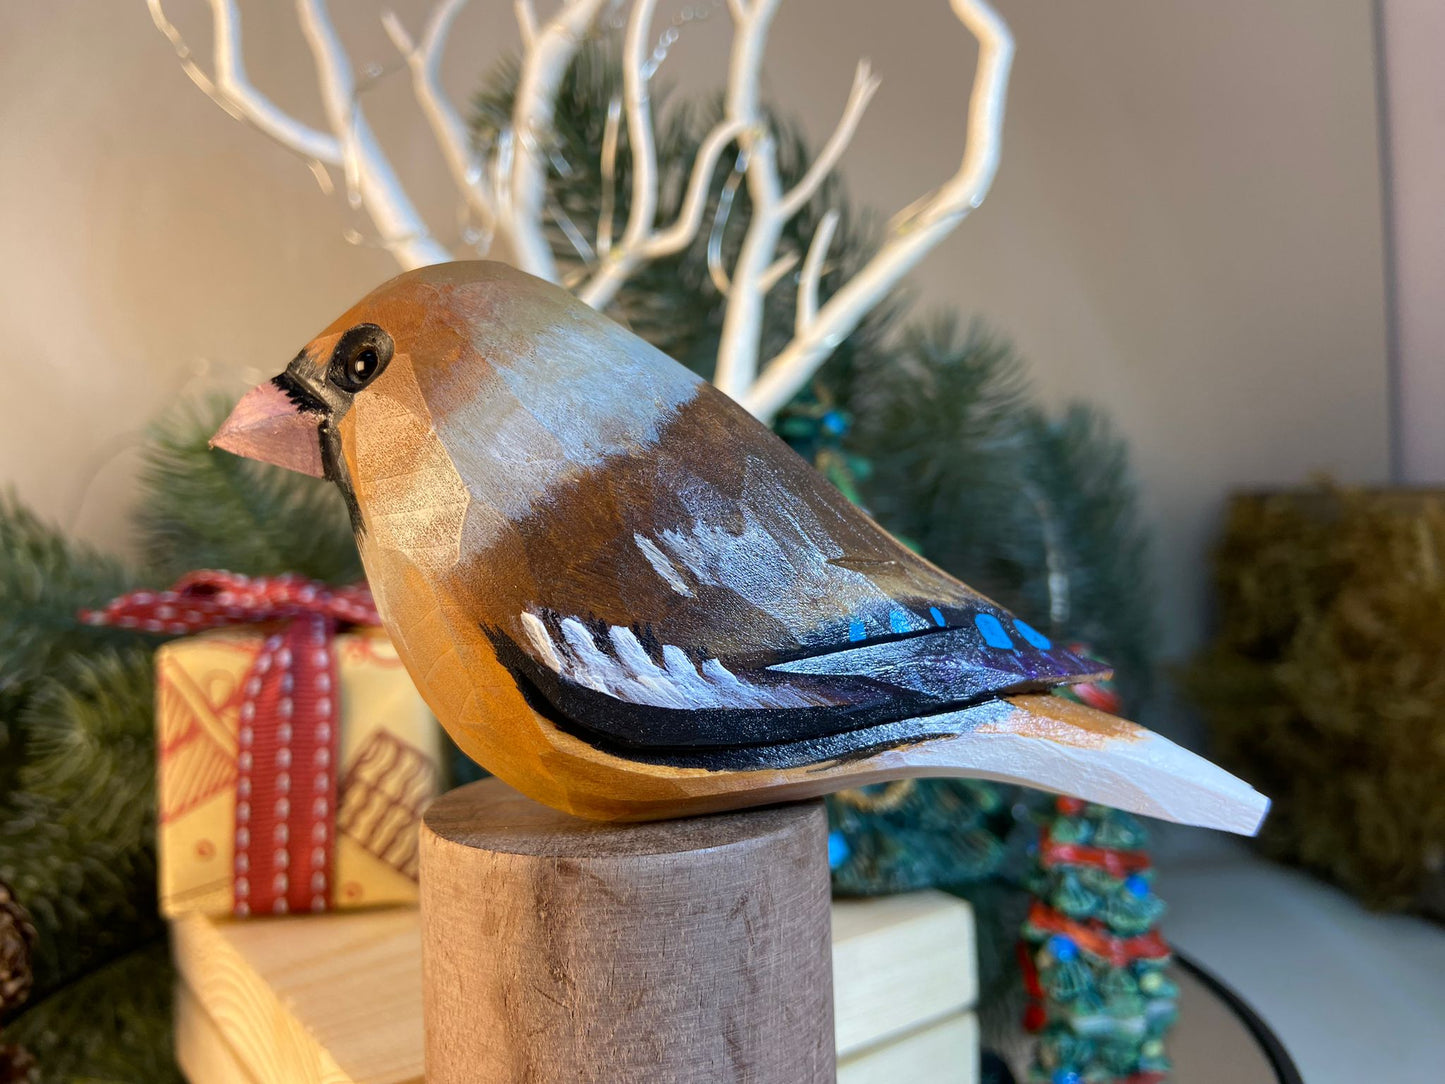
[974,613,1016,650]
[1015,619,1053,650]
[848,618,866,642]
[929,606,946,627]
[888,609,911,634]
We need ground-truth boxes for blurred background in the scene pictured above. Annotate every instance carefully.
[1,2,1441,1082]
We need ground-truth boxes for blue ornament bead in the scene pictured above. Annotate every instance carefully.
[1046,934,1078,961]
[1125,874,1150,897]
[827,830,851,869]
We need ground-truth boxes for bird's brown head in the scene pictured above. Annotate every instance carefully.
[212,262,509,484]
[212,260,704,554]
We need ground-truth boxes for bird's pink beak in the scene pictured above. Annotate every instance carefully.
[211,380,326,478]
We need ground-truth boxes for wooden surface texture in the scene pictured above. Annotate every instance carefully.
[420,780,835,1083]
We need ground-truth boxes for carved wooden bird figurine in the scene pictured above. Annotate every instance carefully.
[213,261,1267,833]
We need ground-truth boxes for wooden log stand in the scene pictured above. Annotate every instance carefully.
[419,778,836,1083]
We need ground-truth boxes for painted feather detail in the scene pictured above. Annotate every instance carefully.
[767,623,1108,702]
[519,611,822,711]
[632,533,694,597]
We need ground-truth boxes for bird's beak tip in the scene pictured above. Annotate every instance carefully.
[212,379,327,479]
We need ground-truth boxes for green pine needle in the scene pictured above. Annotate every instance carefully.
[0,494,138,724]
[21,650,157,852]
[1,649,162,998]
[6,939,181,1084]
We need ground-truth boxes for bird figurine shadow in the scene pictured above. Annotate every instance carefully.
[214,262,1267,834]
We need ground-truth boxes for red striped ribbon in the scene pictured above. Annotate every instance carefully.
[83,571,379,916]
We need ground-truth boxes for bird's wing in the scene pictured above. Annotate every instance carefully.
[472,383,1110,755]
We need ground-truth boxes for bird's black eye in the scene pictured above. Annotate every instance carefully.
[328,324,394,393]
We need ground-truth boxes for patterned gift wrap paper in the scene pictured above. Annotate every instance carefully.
[157,627,441,918]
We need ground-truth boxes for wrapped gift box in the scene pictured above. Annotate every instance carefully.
[156,626,441,918]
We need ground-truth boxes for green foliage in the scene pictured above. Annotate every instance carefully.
[0,494,166,1017]
[6,939,181,1084]
[1018,407,1154,708]
[2,648,163,1002]
[0,495,174,1079]
[0,495,138,746]
[135,396,361,585]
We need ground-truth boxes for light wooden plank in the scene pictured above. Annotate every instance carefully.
[174,891,975,1083]
[172,908,424,1084]
[832,891,977,1056]
[838,1013,979,1084]
[174,982,261,1084]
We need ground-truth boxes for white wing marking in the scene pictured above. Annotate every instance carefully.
[633,533,695,597]
[522,611,821,710]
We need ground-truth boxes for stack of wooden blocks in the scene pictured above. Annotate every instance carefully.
[173,890,978,1082]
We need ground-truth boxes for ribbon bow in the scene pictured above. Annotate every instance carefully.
[84,571,380,917]
[81,570,378,635]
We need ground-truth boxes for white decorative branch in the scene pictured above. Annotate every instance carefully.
[740,0,1014,420]
[155,0,1014,419]
[710,0,786,398]
[382,0,496,246]
[149,0,341,164]
[575,0,747,309]
[506,0,612,281]
[796,209,839,337]
[514,0,538,49]
[150,0,448,269]
[777,61,880,221]
[711,2,881,402]
[297,0,451,269]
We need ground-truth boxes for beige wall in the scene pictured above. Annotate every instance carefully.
[0,1,1389,657]
[1380,0,1445,484]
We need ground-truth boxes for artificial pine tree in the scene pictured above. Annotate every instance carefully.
[0,500,177,1082]
[1021,798,1176,1084]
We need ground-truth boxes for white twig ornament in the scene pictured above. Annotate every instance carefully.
[151,0,1014,422]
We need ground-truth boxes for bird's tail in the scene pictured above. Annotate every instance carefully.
[893,694,1269,836]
